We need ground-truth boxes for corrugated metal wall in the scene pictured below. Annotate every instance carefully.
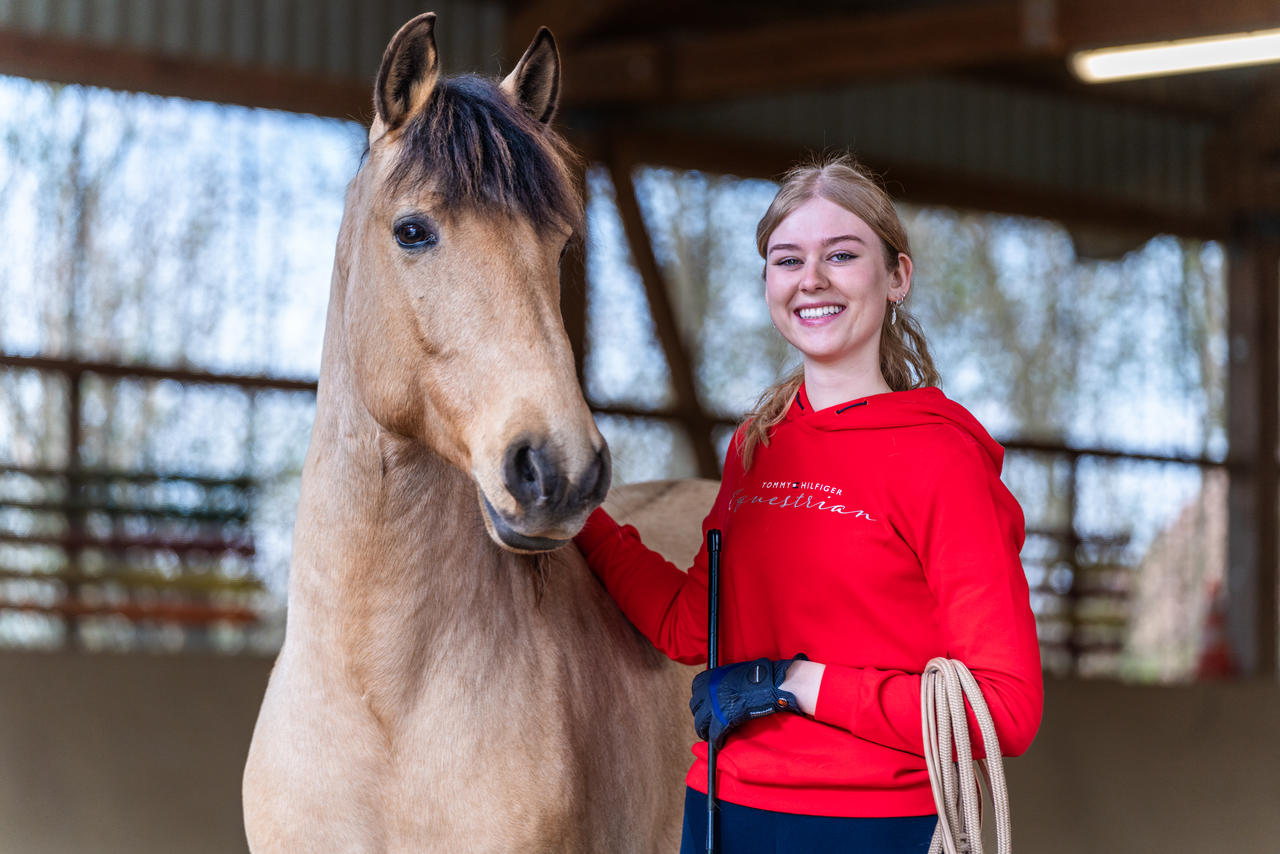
[633,77,1215,220]
[0,0,504,77]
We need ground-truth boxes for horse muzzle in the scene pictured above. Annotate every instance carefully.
[478,439,611,553]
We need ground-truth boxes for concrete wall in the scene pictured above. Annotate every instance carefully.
[0,650,270,854]
[1009,678,1280,854]
[1,651,1276,853]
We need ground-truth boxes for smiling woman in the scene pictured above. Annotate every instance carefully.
[573,152,1043,853]
[742,154,939,471]
[596,157,1228,685]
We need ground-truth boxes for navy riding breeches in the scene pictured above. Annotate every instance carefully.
[680,787,937,854]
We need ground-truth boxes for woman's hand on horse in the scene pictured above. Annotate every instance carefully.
[690,655,811,749]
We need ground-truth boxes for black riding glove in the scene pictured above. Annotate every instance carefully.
[690,655,808,749]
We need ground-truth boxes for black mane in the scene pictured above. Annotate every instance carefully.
[388,74,583,235]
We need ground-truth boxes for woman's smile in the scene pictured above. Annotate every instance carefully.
[795,303,846,323]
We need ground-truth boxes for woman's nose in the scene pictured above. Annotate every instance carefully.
[799,261,827,291]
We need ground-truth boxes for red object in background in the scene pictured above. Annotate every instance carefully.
[1196,579,1236,678]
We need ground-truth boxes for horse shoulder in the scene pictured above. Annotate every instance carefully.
[244,649,388,852]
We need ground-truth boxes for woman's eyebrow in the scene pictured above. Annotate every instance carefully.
[768,235,866,254]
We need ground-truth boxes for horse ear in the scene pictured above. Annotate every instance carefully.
[374,12,440,131]
[500,27,561,125]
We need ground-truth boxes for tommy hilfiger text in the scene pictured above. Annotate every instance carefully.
[760,480,844,495]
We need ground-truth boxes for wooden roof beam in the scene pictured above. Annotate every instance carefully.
[561,0,1280,105]
[0,28,371,121]
[563,0,1036,104]
[504,0,631,64]
[1059,0,1280,49]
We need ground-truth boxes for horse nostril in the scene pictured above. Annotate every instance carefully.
[585,446,611,504]
[504,442,560,509]
[514,446,540,490]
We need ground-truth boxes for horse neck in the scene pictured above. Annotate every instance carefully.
[285,284,536,715]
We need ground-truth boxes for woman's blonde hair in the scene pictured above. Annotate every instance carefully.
[739,153,940,470]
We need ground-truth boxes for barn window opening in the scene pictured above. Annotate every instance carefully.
[0,74,1237,680]
[0,76,363,653]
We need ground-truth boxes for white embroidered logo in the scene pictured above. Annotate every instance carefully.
[728,487,877,521]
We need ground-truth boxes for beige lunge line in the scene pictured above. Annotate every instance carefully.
[922,658,1013,854]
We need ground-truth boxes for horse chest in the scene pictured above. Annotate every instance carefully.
[249,649,588,854]
[247,509,690,853]
[386,714,583,852]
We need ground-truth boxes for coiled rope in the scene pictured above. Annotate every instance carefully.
[921,658,1013,854]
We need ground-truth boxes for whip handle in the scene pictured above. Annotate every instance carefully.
[706,529,722,854]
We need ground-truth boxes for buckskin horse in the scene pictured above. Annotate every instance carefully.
[243,12,714,853]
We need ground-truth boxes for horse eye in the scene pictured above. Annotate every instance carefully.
[394,219,436,249]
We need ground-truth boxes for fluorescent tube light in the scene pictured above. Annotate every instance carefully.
[1071,28,1280,83]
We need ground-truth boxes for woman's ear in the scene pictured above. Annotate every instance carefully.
[889,253,913,301]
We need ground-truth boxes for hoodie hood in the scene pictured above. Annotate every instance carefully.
[787,384,1005,473]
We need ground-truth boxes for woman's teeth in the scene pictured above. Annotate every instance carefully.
[797,305,844,319]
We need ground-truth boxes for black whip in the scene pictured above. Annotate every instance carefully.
[706,528,722,854]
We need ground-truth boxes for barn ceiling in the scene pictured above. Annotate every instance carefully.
[0,0,1278,233]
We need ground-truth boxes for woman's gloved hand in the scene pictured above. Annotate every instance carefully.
[690,655,808,749]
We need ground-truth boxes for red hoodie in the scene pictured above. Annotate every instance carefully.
[575,385,1043,818]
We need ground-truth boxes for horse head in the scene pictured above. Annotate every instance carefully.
[337,13,608,553]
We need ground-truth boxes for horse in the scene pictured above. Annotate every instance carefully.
[242,12,718,853]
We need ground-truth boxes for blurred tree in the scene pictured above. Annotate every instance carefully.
[0,77,364,650]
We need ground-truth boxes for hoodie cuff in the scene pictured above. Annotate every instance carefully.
[811,663,864,731]
[573,507,621,558]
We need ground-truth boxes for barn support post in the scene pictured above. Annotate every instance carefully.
[605,148,720,479]
[561,152,592,387]
[1226,217,1280,679]
[64,367,84,649]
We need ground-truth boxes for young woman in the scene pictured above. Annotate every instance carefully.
[574,154,1043,853]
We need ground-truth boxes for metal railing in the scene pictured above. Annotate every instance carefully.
[0,353,315,649]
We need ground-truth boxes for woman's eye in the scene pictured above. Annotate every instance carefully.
[394,219,437,248]
[830,251,856,262]
[775,257,800,267]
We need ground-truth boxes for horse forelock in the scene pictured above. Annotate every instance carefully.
[383,74,583,237]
